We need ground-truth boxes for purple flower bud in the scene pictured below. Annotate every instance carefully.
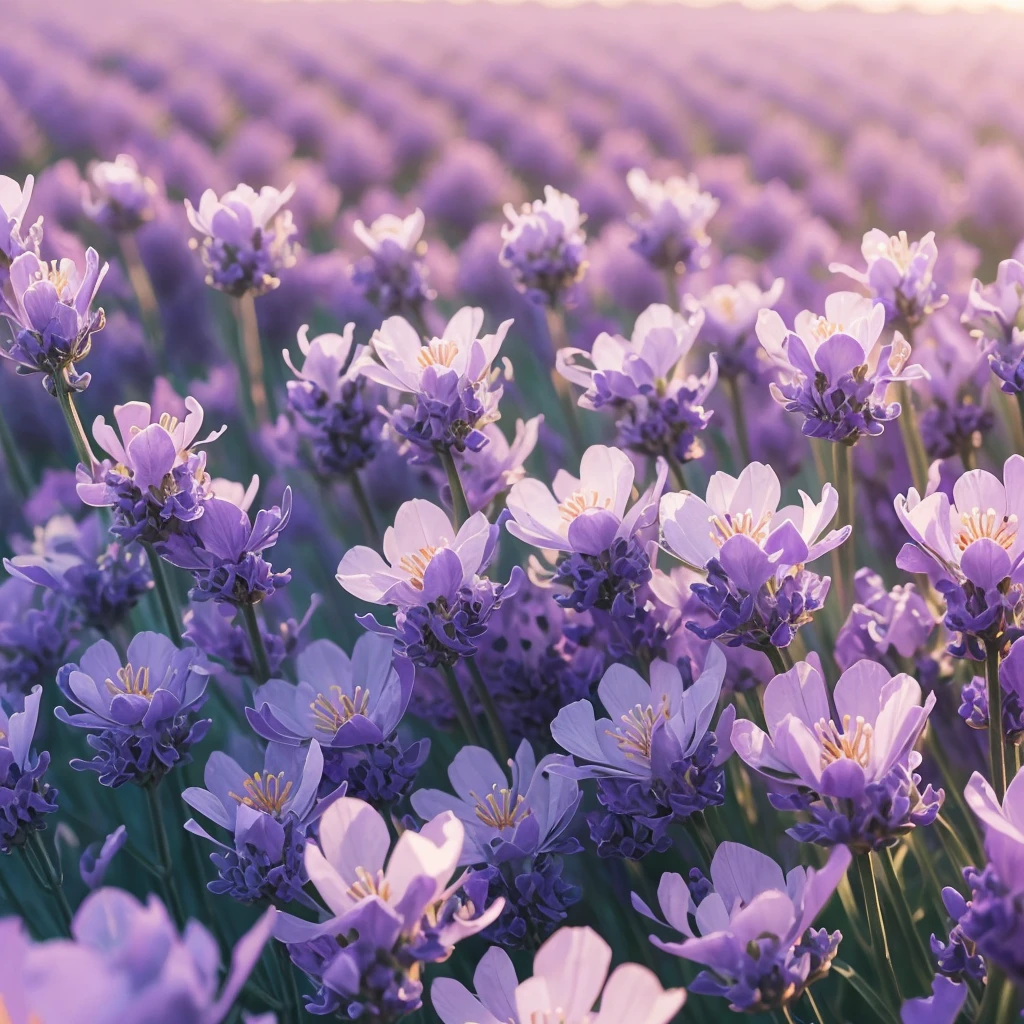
[81,155,160,235]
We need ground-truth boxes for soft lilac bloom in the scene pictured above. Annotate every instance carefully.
[756,290,927,442]
[900,976,968,1024]
[965,770,1024,899]
[276,798,503,1017]
[0,174,42,266]
[0,684,58,853]
[455,416,542,514]
[412,740,581,865]
[161,489,292,605]
[963,258,1024,394]
[500,186,587,306]
[351,208,434,317]
[831,229,947,327]
[19,888,274,1024]
[432,925,686,1024]
[183,741,328,907]
[732,657,941,850]
[0,247,107,393]
[700,277,785,380]
[0,578,74,703]
[626,167,718,274]
[55,633,211,788]
[76,395,225,544]
[632,842,850,1011]
[81,154,159,234]
[185,182,298,296]
[353,306,511,455]
[79,825,127,889]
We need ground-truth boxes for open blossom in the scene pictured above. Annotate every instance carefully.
[185,182,298,296]
[0,173,42,266]
[433,925,686,1024]
[0,248,107,393]
[275,797,503,1018]
[701,277,785,380]
[831,228,946,327]
[81,154,159,234]
[963,257,1024,394]
[77,395,225,545]
[731,656,941,850]
[352,208,434,317]
[283,323,383,476]
[756,290,927,443]
[500,186,587,306]
[626,167,718,273]
[455,415,542,514]
[354,306,511,455]
[633,842,850,1012]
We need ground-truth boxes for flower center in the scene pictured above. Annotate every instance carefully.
[106,663,152,698]
[558,489,612,523]
[310,685,371,732]
[398,542,447,589]
[417,339,459,369]
[709,510,773,547]
[346,865,392,902]
[33,261,70,297]
[158,412,180,434]
[605,701,668,763]
[229,771,293,816]
[814,715,873,769]
[955,507,1018,552]
[809,317,844,343]
[875,230,913,273]
[526,1010,582,1024]
[470,786,531,831]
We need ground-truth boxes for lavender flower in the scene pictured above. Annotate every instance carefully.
[756,291,927,442]
[354,307,511,456]
[963,258,1024,394]
[81,154,159,234]
[0,174,42,267]
[732,656,942,850]
[185,183,298,296]
[500,186,587,306]
[79,825,127,889]
[183,741,328,907]
[55,633,211,788]
[275,797,504,1018]
[433,925,686,1024]
[626,167,718,274]
[557,302,716,464]
[700,277,785,381]
[455,416,542,514]
[0,248,108,393]
[831,229,947,328]
[0,579,74,702]
[506,444,665,617]
[0,685,57,853]
[633,842,850,1012]
[352,208,434,318]
[901,976,968,1024]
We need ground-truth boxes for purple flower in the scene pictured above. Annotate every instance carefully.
[185,182,298,296]
[963,258,1024,394]
[455,416,542,515]
[0,685,58,853]
[632,842,850,1012]
[79,825,127,889]
[0,578,75,703]
[700,278,785,381]
[160,488,293,605]
[1,247,108,393]
[756,291,927,442]
[432,925,686,1024]
[732,657,942,851]
[351,208,434,318]
[831,229,947,327]
[626,167,718,274]
[353,306,511,455]
[0,174,42,266]
[81,154,160,234]
[56,633,211,788]
[958,636,1024,741]
[500,186,587,306]
[900,976,968,1024]
[183,741,328,907]
[76,395,226,545]
[412,740,581,865]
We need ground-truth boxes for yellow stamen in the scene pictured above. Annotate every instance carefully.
[470,786,530,831]
[955,507,1018,552]
[416,339,459,369]
[346,865,392,902]
[604,700,669,762]
[398,543,446,589]
[310,685,371,733]
[229,771,293,816]
[709,510,773,547]
[105,663,152,698]
[558,489,612,523]
[814,715,873,769]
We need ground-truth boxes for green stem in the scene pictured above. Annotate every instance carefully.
[438,447,470,528]
[146,782,187,928]
[832,959,901,1024]
[143,543,183,647]
[54,369,96,468]
[348,471,380,546]
[985,640,1008,801]
[803,987,826,1024]
[879,848,935,991]
[242,603,272,685]
[441,662,483,746]
[780,1007,798,1024]
[936,813,979,874]
[546,306,586,456]
[855,853,902,1008]
[831,441,856,615]
[694,810,718,857]
[665,450,687,491]
[685,816,714,867]
[235,293,270,425]
[1015,392,1024,455]
[0,402,31,498]
[273,939,304,1024]
[761,643,788,677]
[724,376,752,468]
[26,830,73,935]
[896,381,929,496]
[119,231,163,350]
[977,966,1012,1024]
[466,657,511,762]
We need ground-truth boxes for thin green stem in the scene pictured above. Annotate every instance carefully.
[143,543,183,646]
[855,853,902,1008]
[54,369,96,468]
[879,848,935,991]
[466,657,510,762]
[438,447,470,528]
[146,782,187,928]
[897,381,929,496]
[119,231,163,350]
[724,376,752,468]
[985,640,1008,801]
[694,810,718,857]
[977,966,1011,1024]
[665,450,687,491]
[242,603,272,685]
[0,402,31,498]
[803,987,825,1024]
[235,293,270,425]
[761,643,788,677]
[831,441,856,614]
[832,959,901,1024]
[1015,393,1024,455]
[26,830,73,935]
[273,939,304,1024]
[441,662,483,746]
[348,471,381,546]
[546,307,586,456]
[936,813,979,874]
[780,1007,798,1024]
[685,816,714,867]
